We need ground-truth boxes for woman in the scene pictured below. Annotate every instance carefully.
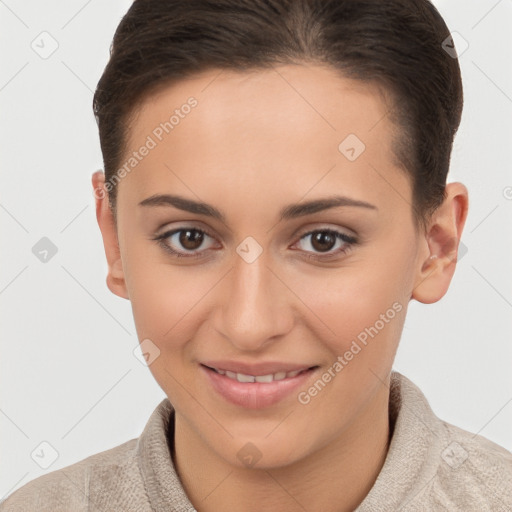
[2,0,511,510]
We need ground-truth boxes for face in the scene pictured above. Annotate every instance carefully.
[96,63,443,469]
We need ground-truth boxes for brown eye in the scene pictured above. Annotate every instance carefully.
[179,229,205,250]
[310,231,337,252]
[295,228,358,260]
[154,227,217,258]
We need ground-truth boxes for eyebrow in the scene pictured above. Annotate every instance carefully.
[138,194,378,222]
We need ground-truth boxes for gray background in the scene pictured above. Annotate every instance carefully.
[1,0,511,499]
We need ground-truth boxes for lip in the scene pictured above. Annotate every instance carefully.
[201,360,314,376]
[200,363,318,409]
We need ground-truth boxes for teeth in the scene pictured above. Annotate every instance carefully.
[237,373,255,383]
[255,374,273,383]
[214,367,308,382]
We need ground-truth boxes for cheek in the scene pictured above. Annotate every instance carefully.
[123,236,196,345]
[129,268,202,342]
[127,265,206,400]
[289,255,410,362]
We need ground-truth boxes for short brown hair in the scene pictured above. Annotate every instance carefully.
[93,0,463,231]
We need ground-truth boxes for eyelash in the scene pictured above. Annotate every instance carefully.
[153,226,358,261]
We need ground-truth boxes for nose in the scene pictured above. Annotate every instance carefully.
[213,248,294,352]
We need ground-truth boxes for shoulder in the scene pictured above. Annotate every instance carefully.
[425,421,512,509]
[0,438,142,512]
[0,398,175,512]
[386,372,512,510]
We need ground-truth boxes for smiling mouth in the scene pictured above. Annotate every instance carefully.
[203,365,317,383]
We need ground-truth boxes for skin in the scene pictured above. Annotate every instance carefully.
[91,63,468,511]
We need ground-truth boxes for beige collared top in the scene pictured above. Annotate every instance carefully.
[1,371,511,511]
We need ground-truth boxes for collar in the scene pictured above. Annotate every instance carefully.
[135,371,447,511]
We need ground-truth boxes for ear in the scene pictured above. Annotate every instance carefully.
[412,182,469,304]
[91,170,130,300]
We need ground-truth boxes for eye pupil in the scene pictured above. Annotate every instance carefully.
[311,231,336,252]
[179,229,204,250]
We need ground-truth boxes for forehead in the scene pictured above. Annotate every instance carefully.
[120,63,408,217]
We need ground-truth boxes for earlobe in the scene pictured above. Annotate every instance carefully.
[106,264,130,300]
[412,182,469,304]
[91,171,130,300]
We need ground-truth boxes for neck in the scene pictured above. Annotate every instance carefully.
[172,384,391,512]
